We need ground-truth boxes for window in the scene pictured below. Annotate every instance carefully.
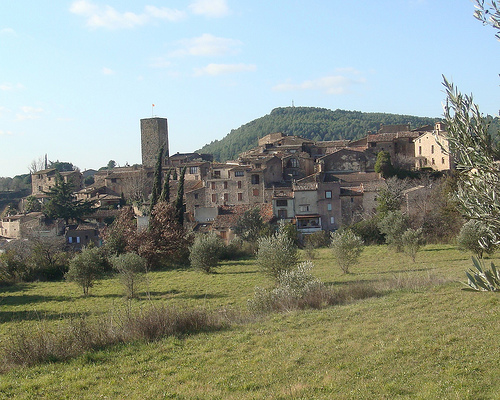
[432,158,435,165]
[431,145,434,154]
[111,178,117,183]
[189,166,198,174]
[330,216,335,224]
[237,181,242,189]
[213,170,221,178]
[237,193,243,201]
[350,197,354,203]
[211,182,216,190]
[327,203,332,211]
[442,157,445,164]
[224,181,228,189]
[212,194,217,203]
[253,189,259,197]
[419,146,422,155]
[288,158,299,168]
[278,209,287,219]
[299,204,310,212]
[325,190,332,199]
[219,231,227,239]
[251,174,260,184]
[223,193,229,202]
[235,170,244,177]
[276,199,288,207]
[255,163,261,169]
[194,193,198,199]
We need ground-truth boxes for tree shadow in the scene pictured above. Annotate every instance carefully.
[0,310,90,323]
[176,293,227,300]
[0,294,73,307]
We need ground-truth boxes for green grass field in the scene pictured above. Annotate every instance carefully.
[1,245,499,399]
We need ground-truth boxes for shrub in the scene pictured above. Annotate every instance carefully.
[401,227,424,262]
[349,216,385,245]
[111,252,147,298]
[256,230,298,279]
[463,257,500,291]
[456,220,497,259]
[65,247,107,296]
[378,210,409,252]
[189,233,226,273]
[330,230,364,274]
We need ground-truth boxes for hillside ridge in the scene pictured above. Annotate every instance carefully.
[198,106,438,162]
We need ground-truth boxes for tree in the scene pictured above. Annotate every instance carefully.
[378,210,409,252]
[24,195,41,213]
[131,202,188,269]
[330,230,364,274]
[149,147,164,215]
[401,228,424,262]
[189,233,225,273]
[102,206,137,256]
[442,1,500,239]
[374,151,395,178]
[43,171,94,224]
[456,220,497,259]
[48,161,76,172]
[174,166,186,226]
[256,229,298,279]
[111,252,147,298]
[66,246,106,296]
[107,160,116,169]
[159,169,171,203]
[234,207,265,243]
[376,176,413,214]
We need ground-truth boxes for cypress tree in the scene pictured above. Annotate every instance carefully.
[149,147,164,214]
[175,166,186,226]
[159,168,171,203]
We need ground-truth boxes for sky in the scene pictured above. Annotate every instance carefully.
[1,0,499,178]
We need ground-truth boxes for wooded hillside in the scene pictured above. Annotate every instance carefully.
[198,107,438,161]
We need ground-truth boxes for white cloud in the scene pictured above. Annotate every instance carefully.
[0,130,13,136]
[16,106,44,121]
[102,67,115,75]
[0,28,16,36]
[194,63,256,76]
[273,71,366,95]
[172,34,242,57]
[189,0,229,18]
[70,1,186,30]
[149,57,172,68]
[0,83,24,91]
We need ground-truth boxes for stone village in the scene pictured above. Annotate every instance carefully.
[0,117,452,246]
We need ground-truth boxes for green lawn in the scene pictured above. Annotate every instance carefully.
[0,245,499,399]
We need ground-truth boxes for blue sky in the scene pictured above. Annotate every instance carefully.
[1,0,499,177]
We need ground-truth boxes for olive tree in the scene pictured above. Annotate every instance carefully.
[330,230,364,274]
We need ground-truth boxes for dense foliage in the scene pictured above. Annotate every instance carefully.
[198,107,438,161]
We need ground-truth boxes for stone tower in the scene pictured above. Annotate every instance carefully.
[141,117,169,168]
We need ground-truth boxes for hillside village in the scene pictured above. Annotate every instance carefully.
[0,116,452,246]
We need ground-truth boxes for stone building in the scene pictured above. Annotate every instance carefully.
[141,117,169,168]
[414,122,453,171]
[31,169,83,198]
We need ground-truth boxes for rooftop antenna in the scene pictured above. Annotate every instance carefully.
[152,103,155,117]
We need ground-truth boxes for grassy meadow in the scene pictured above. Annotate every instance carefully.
[0,245,499,399]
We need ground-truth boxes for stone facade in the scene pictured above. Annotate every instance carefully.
[31,169,83,198]
[414,123,453,171]
[141,117,169,168]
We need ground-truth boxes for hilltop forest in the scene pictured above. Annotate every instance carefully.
[198,107,438,162]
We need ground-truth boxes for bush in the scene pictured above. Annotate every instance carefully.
[456,220,497,259]
[256,230,298,279]
[378,210,409,252]
[189,233,226,273]
[66,247,107,296]
[330,230,364,274]
[401,227,424,262]
[349,216,385,245]
[111,252,147,298]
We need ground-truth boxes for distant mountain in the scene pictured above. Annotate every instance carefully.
[198,107,439,162]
